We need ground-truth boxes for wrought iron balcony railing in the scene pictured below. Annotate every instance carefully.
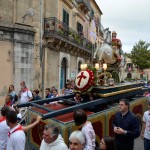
[75,0,90,11]
[44,17,92,52]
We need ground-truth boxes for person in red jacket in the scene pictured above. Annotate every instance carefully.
[112,31,122,61]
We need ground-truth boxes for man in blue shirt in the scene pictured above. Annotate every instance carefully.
[113,98,140,150]
[45,88,53,98]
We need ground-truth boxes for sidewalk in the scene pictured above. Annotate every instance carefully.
[134,137,144,150]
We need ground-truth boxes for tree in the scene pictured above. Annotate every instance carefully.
[127,40,150,71]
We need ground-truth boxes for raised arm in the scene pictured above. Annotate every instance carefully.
[22,115,42,132]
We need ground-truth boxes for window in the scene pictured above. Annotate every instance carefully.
[78,61,82,73]
[127,73,132,78]
[126,63,133,72]
[127,63,133,68]
[77,22,83,35]
[63,9,69,26]
[60,57,67,89]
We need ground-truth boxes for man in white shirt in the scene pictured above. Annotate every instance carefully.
[6,110,26,150]
[0,106,42,150]
[141,101,150,150]
[0,107,10,150]
[18,81,33,104]
[40,124,68,150]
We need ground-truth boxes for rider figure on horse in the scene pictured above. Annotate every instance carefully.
[112,31,122,62]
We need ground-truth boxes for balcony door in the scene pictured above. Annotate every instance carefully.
[60,57,67,89]
[63,9,69,26]
[77,22,83,35]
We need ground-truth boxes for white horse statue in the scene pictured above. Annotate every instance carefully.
[94,28,126,81]
[94,28,125,68]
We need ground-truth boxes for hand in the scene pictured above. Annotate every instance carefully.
[114,127,126,134]
[36,116,42,122]
[75,99,80,102]
[13,103,17,108]
[114,127,120,134]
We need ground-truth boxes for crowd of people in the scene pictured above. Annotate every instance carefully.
[0,79,150,150]
[1,98,149,150]
[4,79,76,107]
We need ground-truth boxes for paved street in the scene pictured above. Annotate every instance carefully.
[134,137,144,150]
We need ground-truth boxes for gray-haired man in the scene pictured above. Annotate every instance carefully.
[40,124,68,150]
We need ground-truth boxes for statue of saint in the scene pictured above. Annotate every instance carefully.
[112,31,122,61]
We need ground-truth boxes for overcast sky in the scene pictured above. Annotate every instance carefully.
[95,0,150,53]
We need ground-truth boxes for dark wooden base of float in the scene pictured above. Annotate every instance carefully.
[92,82,143,97]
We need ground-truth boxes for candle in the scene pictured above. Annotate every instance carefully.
[80,64,87,70]
[83,64,87,70]
[95,63,99,70]
[80,64,84,70]
[103,63,107,70]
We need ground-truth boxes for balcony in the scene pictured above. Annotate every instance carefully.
[75,0,90,14]
[44,17,92,57]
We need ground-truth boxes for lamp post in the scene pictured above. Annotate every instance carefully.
[95,63,100,86]
[103,63,108,86]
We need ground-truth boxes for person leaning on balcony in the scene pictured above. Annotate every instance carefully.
[141,101,150,150]
[40,124,68,150]
[113,98,140,150]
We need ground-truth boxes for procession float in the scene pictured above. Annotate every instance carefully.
[18,29,149,150]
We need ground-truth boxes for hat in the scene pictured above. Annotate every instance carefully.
[112,31,117,35]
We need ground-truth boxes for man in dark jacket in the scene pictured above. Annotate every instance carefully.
[33,89,41,100]
[113,98,140,150]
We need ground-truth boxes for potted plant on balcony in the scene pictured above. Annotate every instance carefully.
[57,23,64,35]
[74,34,81,44]
[68,31,74,41]
[58,23,63,30]
[86,42,92,49]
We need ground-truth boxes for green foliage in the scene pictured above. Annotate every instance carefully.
[128,40,150,70]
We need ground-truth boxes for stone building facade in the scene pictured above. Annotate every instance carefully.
[121,57,141,81]
[0,0,103,104]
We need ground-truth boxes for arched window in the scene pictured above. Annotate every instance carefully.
[60,57,67,89]
[127,73,132,78]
